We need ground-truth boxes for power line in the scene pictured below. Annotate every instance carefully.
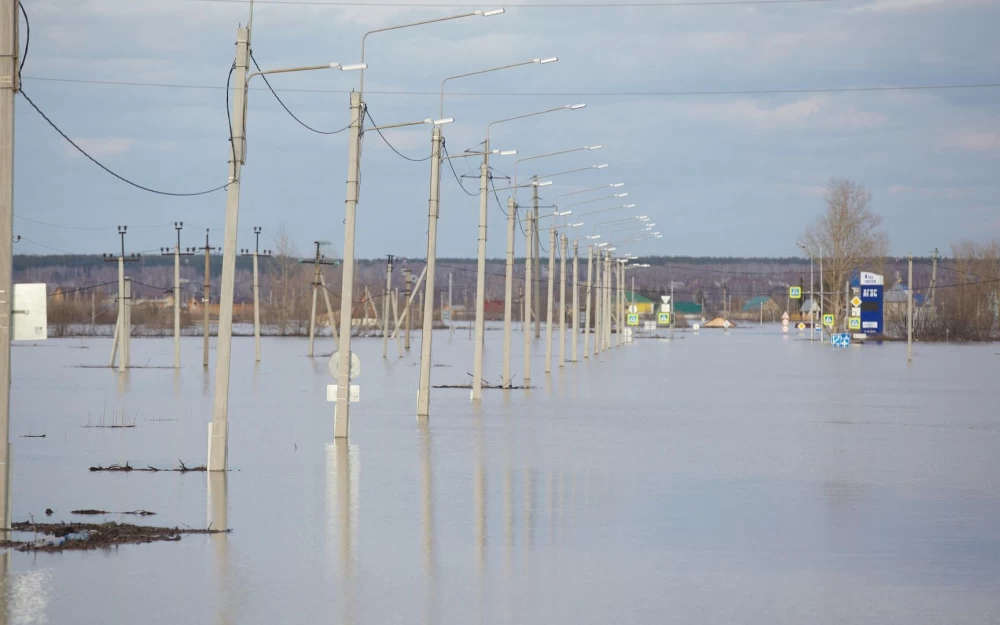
[441,140,478,197]
[22,76,1000,98]
[249,51,350,135]
[15,236,75,254]
[14,216,174,230]
[364,108,431,162]
[19,89,233,197]
[46,281,117,298]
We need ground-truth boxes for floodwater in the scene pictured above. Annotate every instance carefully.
[3,326,999,624]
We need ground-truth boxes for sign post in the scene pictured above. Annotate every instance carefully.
[859,272,884,338]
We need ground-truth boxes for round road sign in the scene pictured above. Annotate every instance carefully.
[328,351,362,379]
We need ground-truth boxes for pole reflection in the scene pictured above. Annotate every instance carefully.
[327,440,359,625]
[418,421,437,625]
[207,472,230,625]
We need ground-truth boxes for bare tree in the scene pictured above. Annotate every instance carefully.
[801,179,889,325]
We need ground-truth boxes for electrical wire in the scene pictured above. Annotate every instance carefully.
[441,141,478,197]
[14,216,175,230]
[364,109,431,162]
[46,281,117,298]
[15,236,76,254]
[249,52,350,135]
[226,60,240,179]
[19,89,232,197]
[131,280,174,293]
[23,75,1000,97]
[18,1,28,78]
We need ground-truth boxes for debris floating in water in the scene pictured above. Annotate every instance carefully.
[89,461,206,473]
[1,521,229,553]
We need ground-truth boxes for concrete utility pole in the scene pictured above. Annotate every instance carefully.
[533,184,541,339]
[403,268,413,351]
[583,245,593,358]
[927,247,939,308]
[502,197,516,387]
[105,226,139,372]
[522,212,533,384]
[208,25,249,472]
[471,150,489,401]
[417,125,442,418]
[335,91,363,438]
[162,222,193,369]
[448,273,453,339]
[571,240,579,363]
[382,255,394,358]
[559,234,567,367]
[544,227,557,373]
[305,241,338,358]
[240,227,270,362]
[0,0,16,534]
[199,229,218,368]
[594,249,602,355]
[670,279,674,339]
[907,254,913,363]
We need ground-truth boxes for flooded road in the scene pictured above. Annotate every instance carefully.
[4,328,999,624]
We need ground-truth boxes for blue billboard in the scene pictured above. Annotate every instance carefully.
[858,272,884,335]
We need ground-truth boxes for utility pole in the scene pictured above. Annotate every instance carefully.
[533,182,541,339]
[448,272,453,340]
[670,279,675,339]
[907,254,913,362]
[304,241,337,358]
[417,124,442,418]
[571,240,579,363]
[522,211,533,385]
[544,227,556,373]
[161,222,193,369]
[198,229,218,368]
[471,151,489,401]
[592,248,601,356]
[502,197,516,388]
[382,255,394,358]
[403,267,413,351]
[335,90,363,438]
[583,245,592,358]
[209,24,249,471]
[559,234,567,367]
[927,247,939,308]
[0,0,16,534]
[240,227,270,363]
[104,226,140,372]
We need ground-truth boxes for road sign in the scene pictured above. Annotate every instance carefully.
[328,351,362,379]
[327,384,360,403]
[627,313,639,326]
[797,322,806,330]
[823,314,834,327]
[851,306,861,317]
[660,295,671,304]
[852,333,867,340]
[658,311,670,325]
[442,309,452,325]
[723,320,731,329]
[851,295,862,308]
[693,323,700,332]
[628,305,638,314]
[831,333,851,347]
[660,303,671,313]
[859,272,885,335]
[644,321,656,331]
[789,286,802,299]
[848,317,861,330]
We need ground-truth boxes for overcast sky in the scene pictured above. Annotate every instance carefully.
[12,0,999,260]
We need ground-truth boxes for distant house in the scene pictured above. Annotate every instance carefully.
[624,291,655,315]
[673,301,703,318]
[800,297,820,314]
[703,316,736,329]
[884,283,924,314]
[742,296,781,318]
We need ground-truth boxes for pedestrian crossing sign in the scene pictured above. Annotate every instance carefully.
[823,314,834,327]
[658,311,670,325]
[789,286,802,299]
[627,313,639,326]
[848,317,861,330]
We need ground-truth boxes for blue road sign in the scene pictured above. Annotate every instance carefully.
[831,333,851,347]
[859,272,884,336]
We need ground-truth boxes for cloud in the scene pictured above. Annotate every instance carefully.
[66,137,135,159]
[667,96,887,132]
[852,0,985,12]
[772,183,827,198]
[945,132,1000,152]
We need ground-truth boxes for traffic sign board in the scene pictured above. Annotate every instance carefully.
[851,296,862,308]
[831,333,851,347]
[796,322,806,330]
[789,286,802,299]
[329,351,362,379]
[823,314,834,327]
[658,311,670,325]
[627,313,639,326]
[848,317,861,330]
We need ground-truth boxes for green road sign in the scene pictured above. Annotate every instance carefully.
[657,311,670,325]
[789,286,802,299]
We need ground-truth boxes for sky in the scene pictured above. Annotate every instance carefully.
[11,0,1000,261]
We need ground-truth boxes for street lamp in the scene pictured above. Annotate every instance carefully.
[334,9,505,438]
[797,241,823,341]
[469,104,586,401]
[209,50,364,472]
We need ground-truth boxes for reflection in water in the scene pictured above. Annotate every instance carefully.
[9,567,51,625]
[202,368,211,397]
[0,549,8,625]
[327,441,359,625]
[116,369,130,397]
[473,415,487,575]
[418,422,437,625]
[172,368,181,398]
[207,473,230,625]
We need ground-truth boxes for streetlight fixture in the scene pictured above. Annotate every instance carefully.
[469,104,586,400]
[209,49,364,472]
